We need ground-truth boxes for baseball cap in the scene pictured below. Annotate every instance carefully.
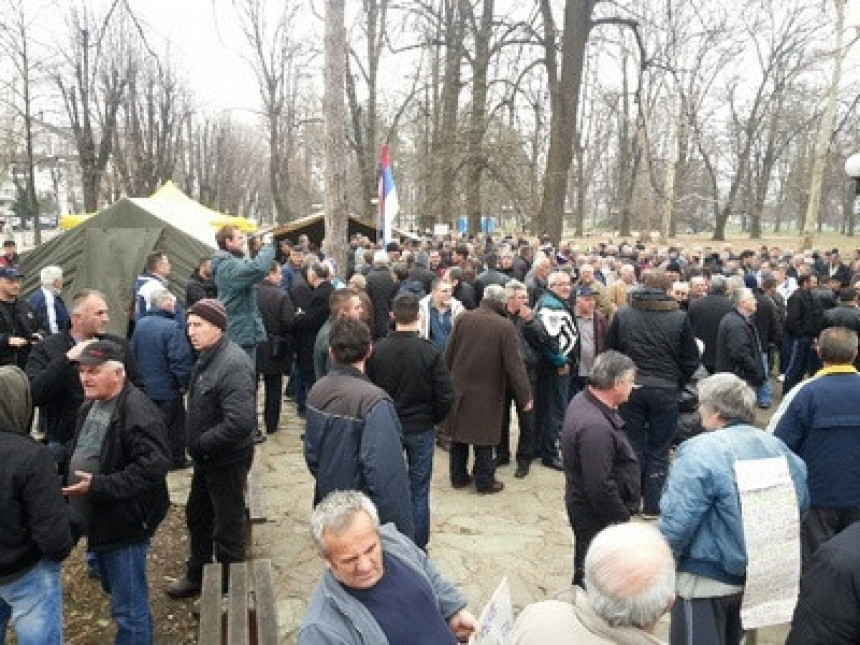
[77,340,125,365]
[575,285,595,297]
[0,266,23,279]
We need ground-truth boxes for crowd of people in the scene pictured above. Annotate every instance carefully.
[2,227,860,643]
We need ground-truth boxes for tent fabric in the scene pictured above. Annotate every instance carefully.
[20,196,215,337]
[272,214,379,247]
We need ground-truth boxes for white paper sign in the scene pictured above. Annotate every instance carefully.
[469,577,513,645]
[734,456,801,630]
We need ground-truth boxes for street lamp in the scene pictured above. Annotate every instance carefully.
[845,153,860,221]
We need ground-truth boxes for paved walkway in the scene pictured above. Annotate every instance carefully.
[167,400,790,644]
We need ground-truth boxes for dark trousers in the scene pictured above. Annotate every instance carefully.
[499,371,536,464]
[155,399,186,467]
[619,385,679,515]
[449,442,495,491]
[670,593,743,645]
[259,373,283,434]
[186,456,253,582]
[801,506,860,567]
[567,503,607,587]
[783,335,821,395]
[535,365,571,460]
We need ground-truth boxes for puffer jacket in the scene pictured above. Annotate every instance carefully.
[68,383,170,552]
[0,366,73,581]
[606,288,699,388]
[304,363,414,539]
[185,336,256,469]
[658,423,808,586]
[211,243,276,347]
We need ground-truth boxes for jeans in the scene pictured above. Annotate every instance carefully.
[259,373,283,434]
[155,399,187,467]
[186,456,253,582]
[403,430,435,549]
[0,559,63,645]
[450,442,495,491]
[92,541,152,645]
[535,365,571,460]
[756,355,772,407]
[619,386,679,515]
[291,364,308,414]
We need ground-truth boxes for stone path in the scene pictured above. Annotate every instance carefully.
[167,400,790,644]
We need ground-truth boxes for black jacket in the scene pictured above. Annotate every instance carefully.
[687,293,733,373]
[754,290,782,349]
[185,270,217,307]
[0,298,41,369]
[0,429,73,580]
[256,282,295,375]
[26,332,141,448]
[474,269,509,304]
[787,520,860,644]
[453,281,476,310]
[715,310,766,387]
[293,281,334,375]
[822,304,860,335]
[365,267,398,338]
[186,336,256,469]
[508,310,547,371]
[786,288,824,338]
[606,288,700,388]
[68,383,170,552]
[366,330,455,433]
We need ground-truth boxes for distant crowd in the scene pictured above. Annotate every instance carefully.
[1,227,860,643]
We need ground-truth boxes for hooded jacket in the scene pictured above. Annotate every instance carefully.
[0,366,73,582]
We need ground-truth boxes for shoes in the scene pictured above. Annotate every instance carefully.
[253,431,267,445]
[451,475,474,490]
[495,456,511,467]
[541,456,564,471]
[436,436,451,452]
[165,576,202,599]
[641,513,660,521]
[477,481,504,495]
[777,374,785,382]
[756,403,772,410]
[514,462,530,478]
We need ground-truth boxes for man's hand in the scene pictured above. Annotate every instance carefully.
[557,364,570,376]
[8,336,29,347]
[66,339,96,362]
[447,609,479,642]
[62,471,93,497]
[522,399,534,412]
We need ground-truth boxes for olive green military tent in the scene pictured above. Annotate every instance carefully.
[20,194,216,337]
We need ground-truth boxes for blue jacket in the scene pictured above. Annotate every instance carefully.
[29,287,69,334]
[299,523,466,644]
[211,244,276,347]
[659,423,808,585]
[304,363,414,539]
[773,367,860,508]
[130,310,193,402]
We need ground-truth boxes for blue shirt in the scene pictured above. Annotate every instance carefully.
[427,304,452,352]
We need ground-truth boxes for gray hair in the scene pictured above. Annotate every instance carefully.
[697,373,756,424]
[547,271,571,288]
[310,490,380,556]
[589,350,635,390]
[726,275,745,295]
[504,279,527,300]
[709,274,728,295]
[584,523,675,629]
[40,265,63,287]
[150,289,175,309]
[482,284,506,304]
[730,286,755,308]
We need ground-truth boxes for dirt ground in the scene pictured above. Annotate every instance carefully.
[61,504,197,645]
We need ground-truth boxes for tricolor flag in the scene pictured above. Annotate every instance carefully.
[378,144,399,246]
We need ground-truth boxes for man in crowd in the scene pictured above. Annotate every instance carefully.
[511,523,674,644]
[29,265,69,335]
[560,350,640,587]
[166,299,257,599]
[446,285,532,494]
[0,366,73,644]
[687,274,733,375]
[824,248,851,288]
[715,286,766,394]
[534,271,577,470]
[446,266,476,310]
[367,294,454,550]
[63,340,170,643]
[576,263,614,319]
[606,271,699,518]
[0,239,19,267]
[131,289,194,469]
[313,287,363,380]
[821,288,860,366]
[571,285,609,399]
[365,250,397,339]
[185,257,217,307]
[134,251,172,320]
[0,265,41,369]
[299,491,478,644]
[525,256,552,306]
[27,289,139,465]
[418,278,463,352]
[474,252,509,303]
[607,263,637,309]
[304,316,414,538]
[294,261,334,396]
[499,280,544,478]
[772,326,860,564]
[689,274,709,302]
[783,273,825,394]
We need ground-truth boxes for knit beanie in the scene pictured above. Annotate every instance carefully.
[188,298,227,330]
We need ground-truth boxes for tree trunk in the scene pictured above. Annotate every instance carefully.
[323,0,348,277]
[436,0,465,229]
